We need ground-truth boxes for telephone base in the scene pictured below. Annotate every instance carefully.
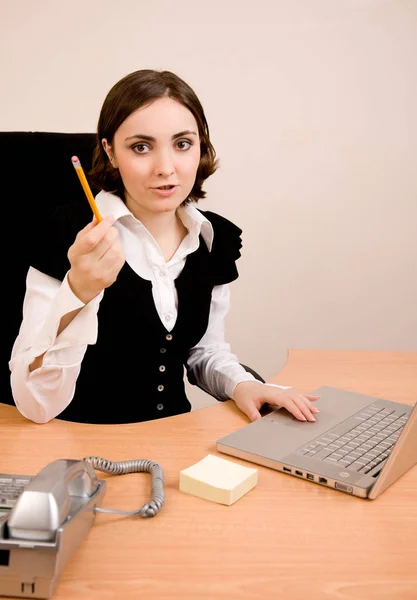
[0,479,106,599]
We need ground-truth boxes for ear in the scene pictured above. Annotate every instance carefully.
[102,138,118,168]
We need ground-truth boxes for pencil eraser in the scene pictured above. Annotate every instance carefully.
[71,156,78,162]
[179,454,258,506]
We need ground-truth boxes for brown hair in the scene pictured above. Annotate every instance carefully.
[89,69,218,204]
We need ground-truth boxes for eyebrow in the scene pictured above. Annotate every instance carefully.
[125,130,198,142]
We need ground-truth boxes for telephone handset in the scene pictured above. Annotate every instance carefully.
[7,459,100,542]
[0,456,165,599]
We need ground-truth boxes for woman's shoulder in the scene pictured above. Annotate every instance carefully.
[197,209,242,237]
[196,209,243,284]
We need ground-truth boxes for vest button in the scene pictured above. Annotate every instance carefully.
[160,348,167,354]
[165,334,173,341]
[157,385,164,392]
[157,403,164,411]
[159,365,166,372]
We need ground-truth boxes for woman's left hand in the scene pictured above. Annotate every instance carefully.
[232,381,320,422]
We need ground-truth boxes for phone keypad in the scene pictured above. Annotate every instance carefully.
[0,475,32,509]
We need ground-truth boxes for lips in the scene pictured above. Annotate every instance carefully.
[150,185,178,198]
[152,185,177,190]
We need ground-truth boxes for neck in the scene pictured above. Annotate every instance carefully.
[135,207,180,240]
[129,205,188,262]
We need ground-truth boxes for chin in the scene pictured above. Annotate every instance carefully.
[152,199,185,213]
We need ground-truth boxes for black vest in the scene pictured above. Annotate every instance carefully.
[30,202,242,424]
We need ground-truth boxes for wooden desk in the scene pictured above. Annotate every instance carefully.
[1,349,416,600]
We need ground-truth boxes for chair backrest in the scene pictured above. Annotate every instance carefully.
[2,131,96,407]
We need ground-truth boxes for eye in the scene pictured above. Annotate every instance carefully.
[175,139,192,151]
[132,143,150,154]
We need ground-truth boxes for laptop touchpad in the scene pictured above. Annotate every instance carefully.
[265,408,341,447]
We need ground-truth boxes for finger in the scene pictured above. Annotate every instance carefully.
[82,222,119,261]
[94,227,120,261]
[78,213,110,233]
[288,397,316,422]
[271,398,308,422]
[304,394,321,413]
[245,406,262,422]
[78,215,115,252]
[98,243,125,276]
[305,398,320,413]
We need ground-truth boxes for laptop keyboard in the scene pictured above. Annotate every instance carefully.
[298,404,408,474]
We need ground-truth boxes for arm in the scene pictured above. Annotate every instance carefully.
[29,307,84,372]
[186,284,257,400]
[9,267,102,423]
[10,215,125,424]
[186,285,320,422]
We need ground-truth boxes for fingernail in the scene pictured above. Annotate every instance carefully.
[313,408,320,413]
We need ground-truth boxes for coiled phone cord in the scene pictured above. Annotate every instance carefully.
[83,456,165,518]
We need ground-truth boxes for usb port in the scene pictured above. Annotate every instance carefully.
[306,473,314,481]
[283,466,292,473]
[318,477,328,484]
[295,470,303,476]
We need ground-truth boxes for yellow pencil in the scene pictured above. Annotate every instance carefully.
[71,156,102,222]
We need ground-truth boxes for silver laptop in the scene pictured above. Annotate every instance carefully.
[217,386,417,499]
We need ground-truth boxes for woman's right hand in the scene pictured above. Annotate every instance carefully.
[67,215,125,304]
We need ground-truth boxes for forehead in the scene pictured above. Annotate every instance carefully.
[117,97,198,138]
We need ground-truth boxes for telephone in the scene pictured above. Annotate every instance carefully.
[0,457,164,599]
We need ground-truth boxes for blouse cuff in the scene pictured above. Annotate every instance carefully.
[263,383,292,390]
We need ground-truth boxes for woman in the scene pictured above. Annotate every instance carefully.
[9,69,319,424]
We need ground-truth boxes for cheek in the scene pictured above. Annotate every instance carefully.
[118,157,148,182]
[183,149,201,176]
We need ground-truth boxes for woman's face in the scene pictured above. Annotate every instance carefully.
[103,97,201,217]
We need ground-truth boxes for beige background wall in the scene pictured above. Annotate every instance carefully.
[1,0,416,408]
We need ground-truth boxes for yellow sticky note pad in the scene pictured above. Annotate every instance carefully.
[179,454,258,506]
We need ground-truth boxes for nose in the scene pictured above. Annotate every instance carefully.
[153,150,175,178]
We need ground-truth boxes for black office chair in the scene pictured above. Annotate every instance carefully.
[3,132,99,413]
[1,131,264,418]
